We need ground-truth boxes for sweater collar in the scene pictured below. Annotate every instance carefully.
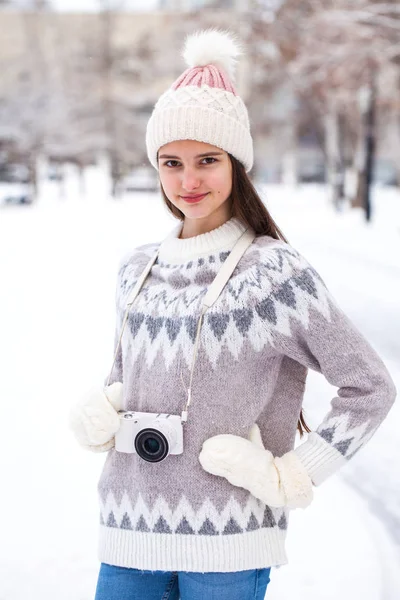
[157,216,247,264]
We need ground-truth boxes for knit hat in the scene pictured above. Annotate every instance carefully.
[145,28,253,173]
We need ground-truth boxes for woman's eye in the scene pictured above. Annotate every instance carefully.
[163,157,217,167]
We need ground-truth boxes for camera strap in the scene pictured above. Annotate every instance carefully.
[106,225,257,424]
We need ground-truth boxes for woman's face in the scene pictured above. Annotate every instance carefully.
[157,140,233,221]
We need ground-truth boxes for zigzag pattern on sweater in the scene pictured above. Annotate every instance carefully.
[99,491,288,535]
[115,240,332,370]
[317,412,379,461]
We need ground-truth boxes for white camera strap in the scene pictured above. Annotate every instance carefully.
[106,225,256,424]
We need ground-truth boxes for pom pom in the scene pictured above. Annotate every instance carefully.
[182,28,243,82]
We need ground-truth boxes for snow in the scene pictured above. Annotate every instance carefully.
[0,174,399,599]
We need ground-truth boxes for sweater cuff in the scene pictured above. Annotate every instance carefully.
[293,431,347,486]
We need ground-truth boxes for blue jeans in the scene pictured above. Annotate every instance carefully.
[94,562,272,600]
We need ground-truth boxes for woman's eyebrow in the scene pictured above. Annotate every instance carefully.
[158,152,224,159]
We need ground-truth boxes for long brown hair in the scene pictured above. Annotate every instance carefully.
[158,152,311,438]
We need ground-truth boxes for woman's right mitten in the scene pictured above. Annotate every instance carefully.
[69,381,123,450]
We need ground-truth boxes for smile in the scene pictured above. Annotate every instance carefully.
[181,193,209,203]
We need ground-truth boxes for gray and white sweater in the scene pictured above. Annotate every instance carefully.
[97,216,396,572]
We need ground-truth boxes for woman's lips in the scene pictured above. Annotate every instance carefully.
[181,193,208,203]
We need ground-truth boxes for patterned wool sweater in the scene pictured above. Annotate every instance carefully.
[97,216,396,573]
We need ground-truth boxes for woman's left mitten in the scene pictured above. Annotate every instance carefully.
[199,424,314,509]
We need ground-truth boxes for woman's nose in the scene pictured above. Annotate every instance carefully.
[181,168,201,191]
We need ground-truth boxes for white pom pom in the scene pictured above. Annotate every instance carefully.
[182,28,243,82]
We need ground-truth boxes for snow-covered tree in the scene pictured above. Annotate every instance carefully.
[265,0,400,219]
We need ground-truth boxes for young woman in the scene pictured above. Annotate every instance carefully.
[69,29,396,600]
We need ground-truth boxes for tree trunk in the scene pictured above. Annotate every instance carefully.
[353,75,377,221]
[281,122,298,186]
[28,157,38,201]
[99,3,122,199]
[324,104,345,210]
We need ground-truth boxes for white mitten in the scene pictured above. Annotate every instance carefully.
[199,423,313,509]
[68,381,123,452]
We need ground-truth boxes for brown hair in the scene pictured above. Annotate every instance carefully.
[158,152,311,438]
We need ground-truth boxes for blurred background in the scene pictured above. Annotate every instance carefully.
[0,1,399,599]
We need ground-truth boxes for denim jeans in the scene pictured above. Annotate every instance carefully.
[94,562,272,600]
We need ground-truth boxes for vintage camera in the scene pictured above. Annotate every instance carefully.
[114,410,184,462]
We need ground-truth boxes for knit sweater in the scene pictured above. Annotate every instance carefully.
[96,216,396,573]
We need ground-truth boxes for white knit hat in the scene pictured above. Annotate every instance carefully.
[145,29,254,172]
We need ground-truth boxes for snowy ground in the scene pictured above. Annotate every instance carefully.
[0,172,399,599]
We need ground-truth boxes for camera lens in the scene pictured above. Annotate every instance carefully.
[135,428,169,462]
